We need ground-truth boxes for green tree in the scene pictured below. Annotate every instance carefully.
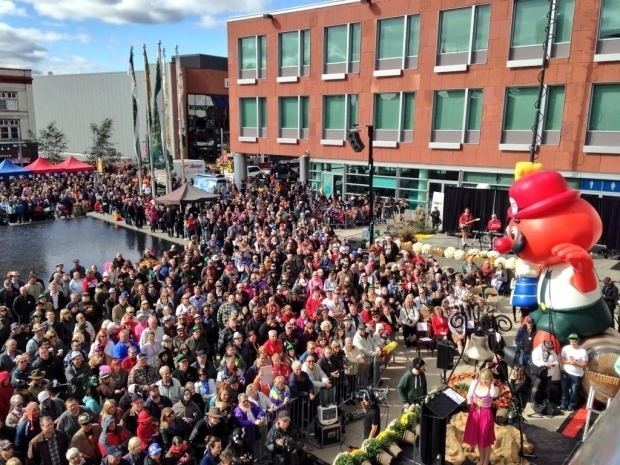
[85,118,120,165]
[26,121,67,163]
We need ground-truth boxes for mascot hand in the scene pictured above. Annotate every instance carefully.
[551,243,591,271]
[551,243,597,292]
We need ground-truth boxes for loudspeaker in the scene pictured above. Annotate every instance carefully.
[436,341,455,370]
[346,130,365,152]
[315,421,341,446]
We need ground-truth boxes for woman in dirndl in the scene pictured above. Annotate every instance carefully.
[463,368,499,465]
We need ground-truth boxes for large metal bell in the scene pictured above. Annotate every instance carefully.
[465,333,494,361]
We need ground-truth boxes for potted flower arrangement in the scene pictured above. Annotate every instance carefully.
[349,448,372,465]
[361,438,393,465]
[387,419,416,445]
[334,452,356,465]
[378,429,402,457]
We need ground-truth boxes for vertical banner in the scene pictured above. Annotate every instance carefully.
[143,45,155,192]
[128,47,143,194]
[160,46,173,193]
[175,45,186,183]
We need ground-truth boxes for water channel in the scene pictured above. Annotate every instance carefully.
[1,217,173,277]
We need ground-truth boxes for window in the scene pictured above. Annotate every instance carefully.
[430,89,483,148]
[375,15,420,74]
[0,119,19,140]
[238,35,266,81]
[278,30,310,80]
[0,92,18,111]
[500,85,565,150]
[584,84,620,153]
[436,5,490,72]
[239,97,266,140]
[508,0,575,66]
[595,0,620,61]
[323,23,361,78]
[278,96,309,142]
[373,92,415,145]
[322,94,358,144]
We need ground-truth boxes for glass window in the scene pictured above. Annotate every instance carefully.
[544,86,565,130]
[504,87,538,131]
[555,0,575,43]
[301,97,309,129]
[258,36,266,69]
[511,0,549,47]
[378,17,404,60]
[326,25,348,63]
[240,98,257,127]
[350,23,361,62]
[439,8,472,53]
[600,0,620,40]
[280,32,299,68]
[258,98,266,128]
[467,90,484,130]
[240,37,257,70]
[434,90,465,130]
[348,94,359,128]
[403,93,415,130]
[324,95,345,129]
[407,15,420,57]
[374,93,400,130]
[474,5,491,50]
[302,30,310,66]
[589,84,620,131]
[280,97,298,129]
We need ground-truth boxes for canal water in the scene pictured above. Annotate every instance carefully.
[1,217,173,278]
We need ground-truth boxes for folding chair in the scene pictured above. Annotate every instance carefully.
[415,321,436,356]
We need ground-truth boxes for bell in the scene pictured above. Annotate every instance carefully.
[465,333,494,361]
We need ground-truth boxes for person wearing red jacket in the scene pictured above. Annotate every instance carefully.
[261,330,283,357]
[430,306,449,342]
[0,371,13,421]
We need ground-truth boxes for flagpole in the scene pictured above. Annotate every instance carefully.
[143,44,155,195]
[129,46,143,195]
[159,42,172,193]
[175,45,186,184]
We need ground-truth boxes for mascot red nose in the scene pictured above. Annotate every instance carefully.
[494,169,611,347]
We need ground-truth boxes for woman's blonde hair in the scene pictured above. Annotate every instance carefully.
[479,368,493,381]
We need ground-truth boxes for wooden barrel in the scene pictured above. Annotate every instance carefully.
[580,329,620,403]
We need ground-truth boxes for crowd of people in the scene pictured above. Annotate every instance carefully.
[2,168,614,465]
[0,171,467,465]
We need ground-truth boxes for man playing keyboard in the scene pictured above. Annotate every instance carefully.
[487,213,502,233]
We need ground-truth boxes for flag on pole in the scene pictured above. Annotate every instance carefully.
[143,45,155,184]
[175,45,186,183]
[150,42,165,172]
[160,46,173,192]
[128,47,143,193]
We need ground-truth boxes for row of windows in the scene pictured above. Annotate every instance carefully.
[0,91,18,112]
[238,0,620,83]
[238,83,620,152]
[0,119,20,141]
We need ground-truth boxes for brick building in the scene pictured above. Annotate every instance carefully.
[227,0,620,207]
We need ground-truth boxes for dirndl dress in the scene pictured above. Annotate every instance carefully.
[463,381,496,448]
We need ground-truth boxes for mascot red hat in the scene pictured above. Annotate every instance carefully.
[509,170,579,220]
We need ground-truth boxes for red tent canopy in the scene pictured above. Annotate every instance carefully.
[25,157,58,174]
[54,156,95,172]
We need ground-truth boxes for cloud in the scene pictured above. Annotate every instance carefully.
[0,0,26,16]
[44,54,103,75]
[21,0,269,24]
[0,22,92,71]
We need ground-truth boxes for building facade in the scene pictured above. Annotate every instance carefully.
[227,0,620,207]
[0,68,37,164]
[33,54,228,162]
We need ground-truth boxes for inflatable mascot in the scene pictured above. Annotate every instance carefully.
[495,163,620,401]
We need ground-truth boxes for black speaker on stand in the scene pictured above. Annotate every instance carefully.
[436,341,456,383]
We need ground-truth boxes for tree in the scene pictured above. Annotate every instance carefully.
[85,118,120,165]
[26,121,67,163]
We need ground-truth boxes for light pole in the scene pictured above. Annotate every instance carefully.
[347,125,375,245]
